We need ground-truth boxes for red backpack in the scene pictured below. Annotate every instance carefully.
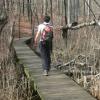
[41,24,53,41]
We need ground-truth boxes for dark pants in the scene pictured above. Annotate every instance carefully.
[39,41,52,71]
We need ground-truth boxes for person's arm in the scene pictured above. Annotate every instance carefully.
[34,32,40,44]
[34,25,41,46]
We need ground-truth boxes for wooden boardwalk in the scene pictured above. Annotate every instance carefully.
[14,37,96,100]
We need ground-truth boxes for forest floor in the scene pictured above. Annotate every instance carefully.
[14,17,32,38]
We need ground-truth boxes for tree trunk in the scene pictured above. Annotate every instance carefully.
[67,0,70,25]
[64,0,67,25]
[43,0,47,16]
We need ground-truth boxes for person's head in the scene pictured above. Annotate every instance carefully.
[44,16,50,23]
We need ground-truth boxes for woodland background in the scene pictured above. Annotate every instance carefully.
[0,0,100,100]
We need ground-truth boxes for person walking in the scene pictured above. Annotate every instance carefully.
[34,16,53,76]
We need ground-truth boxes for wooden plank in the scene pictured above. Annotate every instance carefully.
[14,37,96,100]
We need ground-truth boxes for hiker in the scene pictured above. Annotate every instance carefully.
[34,16,53,76]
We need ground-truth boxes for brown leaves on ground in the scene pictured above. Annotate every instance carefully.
[14,16,32,38]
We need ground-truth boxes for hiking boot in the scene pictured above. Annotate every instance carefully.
[43,70,48,76]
